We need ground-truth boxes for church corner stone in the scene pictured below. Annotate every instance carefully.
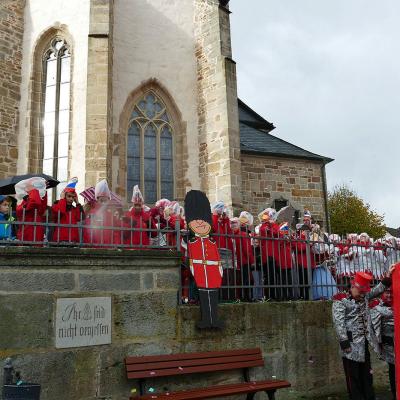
[194,0,242,208]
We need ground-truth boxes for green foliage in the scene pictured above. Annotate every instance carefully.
[328,185,386,238]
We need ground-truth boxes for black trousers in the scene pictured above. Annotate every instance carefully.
[275,266,293,300]
[262,256,277,300]
[197,289,223,329]
[237,264,252,301]
[298,266,309,300]
[221,269,235,301]
[389,362,396,400]
[342,345,375,400]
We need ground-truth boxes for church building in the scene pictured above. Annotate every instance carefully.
[0,0,332,226]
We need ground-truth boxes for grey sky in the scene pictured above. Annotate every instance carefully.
[230,0,400,228]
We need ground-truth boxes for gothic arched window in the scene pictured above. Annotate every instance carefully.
[127,92,174,204]
[42,38,71,200]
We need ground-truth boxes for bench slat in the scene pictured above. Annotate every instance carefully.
[127,359,265,379]
[125,348,261,366]
[130,380,291,400]
[126,353,263,373]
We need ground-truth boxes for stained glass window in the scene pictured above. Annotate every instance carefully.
[42,39,71,201]
[127,91,174,203]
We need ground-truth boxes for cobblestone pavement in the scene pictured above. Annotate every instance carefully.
[312,391,392,400]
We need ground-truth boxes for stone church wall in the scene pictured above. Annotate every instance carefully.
[112,0,200,200]
[0,247,387,400]
[194,0,242,207]
[241,153,328,227]
[0,0,25,179]
[17,0,90,193]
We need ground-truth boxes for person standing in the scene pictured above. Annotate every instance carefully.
[258,208,280,300]
[51,178,83,243]
[212,201,234,300]
[230,214,255,302]
[332,268,394,400]
[0,195,15,240]
[83,179,120,247]
[15,177,48,244]
[369,288,396,399]
[122,185,156,248]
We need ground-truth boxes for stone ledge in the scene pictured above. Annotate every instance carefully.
[79,272,141,292]
[0,271,75,292]
[0,246,181,269]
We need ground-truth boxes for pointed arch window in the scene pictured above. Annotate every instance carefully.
[127,92,174,204]
[42,38,71,201]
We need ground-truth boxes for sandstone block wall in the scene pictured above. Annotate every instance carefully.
[241,154,328,227]
[0,247,388,399]
[17,0,90,192]
[194,0,242,207]
[85,0,114,187]
[112,0,200,201]
[0,0,25,178]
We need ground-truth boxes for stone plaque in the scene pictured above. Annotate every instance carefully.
[55,297,112,349]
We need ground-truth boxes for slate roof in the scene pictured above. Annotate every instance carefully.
[387,227,400,238]
[239,99,333,164]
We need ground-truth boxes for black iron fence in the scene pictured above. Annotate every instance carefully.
[180,231,399,304]
[0,209,181,250]
[0,215,399,303]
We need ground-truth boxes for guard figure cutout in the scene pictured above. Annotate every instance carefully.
[184,190,224,329]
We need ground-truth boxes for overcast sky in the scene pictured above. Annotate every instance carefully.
[230,0,400,228]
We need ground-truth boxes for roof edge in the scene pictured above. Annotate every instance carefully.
[238,99,275,131]
[241,147,334,164]
[240,120,334,164]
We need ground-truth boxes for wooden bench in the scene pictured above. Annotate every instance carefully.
[125,348,290,400]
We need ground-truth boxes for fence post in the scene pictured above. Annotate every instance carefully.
[3,357,14,385]
[305,238,314,300]
[175,219,181,252]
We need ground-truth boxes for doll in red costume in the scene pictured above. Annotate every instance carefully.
[184,190,224,329]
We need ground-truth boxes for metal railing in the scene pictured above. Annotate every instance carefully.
[179,230,399,304]
[1,215,398,303]
[0,209,181,251]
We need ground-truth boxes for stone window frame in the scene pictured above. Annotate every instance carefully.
[273,196,288,212]
[42,38,71,201]
[116,79,186,203]
[127,91,175,203]
[26,26,74,181]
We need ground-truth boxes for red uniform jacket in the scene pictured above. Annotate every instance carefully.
[212,214,233,251]
[187,236,223,289]
[122,209,157,248]
[259,221,281,263]
[165,215,185,248]
[150,207,168,230]
[293,232,328,269]
[51,199,83,243]
[83,204,120,246]
[16,189,47,243]
[278,235,293,269]
[232,228,255,269]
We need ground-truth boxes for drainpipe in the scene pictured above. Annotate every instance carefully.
[321,163,331,233]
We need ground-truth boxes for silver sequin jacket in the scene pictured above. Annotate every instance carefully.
[369,300,394,364]
[332,281,389,362]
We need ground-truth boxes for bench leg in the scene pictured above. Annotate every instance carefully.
[266,390,276,400]
[246,394,255,400]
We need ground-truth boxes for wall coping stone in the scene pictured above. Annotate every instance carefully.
[0,247,181,269]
